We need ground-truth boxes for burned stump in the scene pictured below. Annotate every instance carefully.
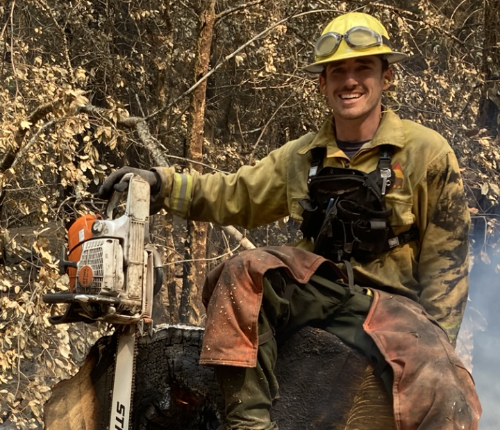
[44,325,394,430]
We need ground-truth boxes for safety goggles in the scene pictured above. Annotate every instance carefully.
[314,26,392,58]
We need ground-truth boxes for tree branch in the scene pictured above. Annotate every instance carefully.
[35,0,74,75]
[11,119,61,170]
[135,120,170,167]
[163,154,227,173]
[248,94,293,165]
[219,225,255,250]
[77,104,169,166]
[215,0,270,23]
[0,101,57,172]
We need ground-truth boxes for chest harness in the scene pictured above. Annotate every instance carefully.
[299,146,419,263]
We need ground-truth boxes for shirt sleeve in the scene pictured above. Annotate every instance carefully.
[417,150,470,345]
[155,143,291,229]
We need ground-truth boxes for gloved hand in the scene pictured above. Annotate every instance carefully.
[98,167,160,200]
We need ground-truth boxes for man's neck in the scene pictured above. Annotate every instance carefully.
[333,108,382,142]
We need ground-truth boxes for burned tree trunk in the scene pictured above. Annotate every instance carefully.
[44,326,394,430]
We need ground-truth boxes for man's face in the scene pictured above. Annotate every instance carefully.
[318,56,392,123]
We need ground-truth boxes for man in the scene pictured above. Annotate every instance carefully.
[101,12,480,430]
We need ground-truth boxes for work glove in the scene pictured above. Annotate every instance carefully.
[98,167,161,200]
[100,166,175,215]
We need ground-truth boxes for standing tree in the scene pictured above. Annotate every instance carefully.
[181,0,217,325]
[478,0,500,140]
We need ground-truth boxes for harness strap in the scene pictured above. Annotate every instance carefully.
[377,145,394,196]
[308,147,325,182]
[377,145,393,170]
[388,224,420,249]
[343,259,355,293]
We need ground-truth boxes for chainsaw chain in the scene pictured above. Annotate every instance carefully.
[129,324,139,426]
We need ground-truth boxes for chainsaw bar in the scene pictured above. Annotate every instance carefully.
[109,325,138,430]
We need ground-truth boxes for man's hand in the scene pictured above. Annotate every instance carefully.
[98,167,160,200]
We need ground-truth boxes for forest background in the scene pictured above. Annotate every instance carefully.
[0,0,499,428]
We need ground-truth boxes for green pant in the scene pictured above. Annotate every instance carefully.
[215,267,393,430]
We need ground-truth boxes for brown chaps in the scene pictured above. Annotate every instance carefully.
[201,246,481,430]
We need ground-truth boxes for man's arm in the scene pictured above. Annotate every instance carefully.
[417,150,470,346]
[153,143,291,229]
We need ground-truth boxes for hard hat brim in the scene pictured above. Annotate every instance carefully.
[303,51,408,73]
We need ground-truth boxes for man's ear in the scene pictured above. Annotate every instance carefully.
[319,73,326,95]
[382,68,393,90]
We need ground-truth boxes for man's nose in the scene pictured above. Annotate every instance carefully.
[343,71,359,87]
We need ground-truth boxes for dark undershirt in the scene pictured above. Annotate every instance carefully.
[336,139,370,159]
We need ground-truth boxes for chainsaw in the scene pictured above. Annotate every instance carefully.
[43,173,163,430]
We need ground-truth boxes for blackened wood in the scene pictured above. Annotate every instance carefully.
[44,325,394,430]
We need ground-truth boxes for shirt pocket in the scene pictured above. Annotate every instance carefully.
[385,194,415,227]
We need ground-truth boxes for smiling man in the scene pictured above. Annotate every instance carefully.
[320,56,391,132]
[101,12,481,430]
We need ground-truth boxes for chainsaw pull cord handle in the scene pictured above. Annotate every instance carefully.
[105,172,134,219]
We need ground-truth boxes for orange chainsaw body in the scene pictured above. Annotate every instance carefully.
[67,214,102,291]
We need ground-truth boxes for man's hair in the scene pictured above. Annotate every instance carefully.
[380,57,389,72]
[320,56,390,79]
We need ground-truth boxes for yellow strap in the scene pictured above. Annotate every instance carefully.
[171,173,193,216]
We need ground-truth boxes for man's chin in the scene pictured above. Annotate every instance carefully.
[335,110,365,121]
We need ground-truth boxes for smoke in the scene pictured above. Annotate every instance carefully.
[466,253,500,429]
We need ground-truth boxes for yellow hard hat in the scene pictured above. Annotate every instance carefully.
[304,12,407,73]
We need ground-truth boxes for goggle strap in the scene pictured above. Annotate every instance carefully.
[381,35,391,49]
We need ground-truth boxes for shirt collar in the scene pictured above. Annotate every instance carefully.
[298,109,405,155]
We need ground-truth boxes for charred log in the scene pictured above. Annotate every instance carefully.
[44,325,394,430]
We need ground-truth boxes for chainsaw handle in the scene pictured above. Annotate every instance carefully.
[106,173,134,219]
[145,244,164,295]
[154,267,163,295]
